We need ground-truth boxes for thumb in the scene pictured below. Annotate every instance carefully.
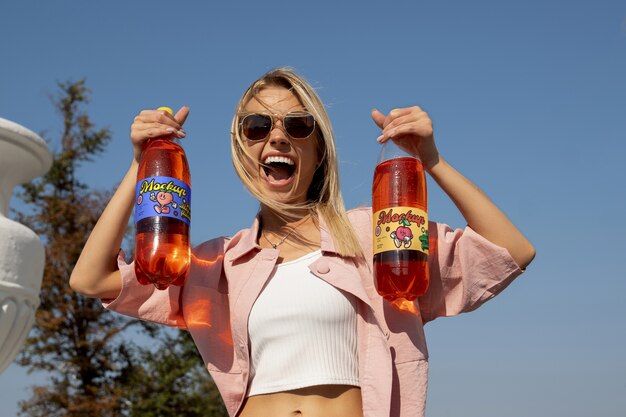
[371,108,386,129]
[175,106,190,126]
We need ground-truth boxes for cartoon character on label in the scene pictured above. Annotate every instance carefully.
[390,218,413,248]
[150,191,178,214]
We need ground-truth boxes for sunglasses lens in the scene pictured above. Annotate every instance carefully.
[285,113,315,138]
[241,114,272,140]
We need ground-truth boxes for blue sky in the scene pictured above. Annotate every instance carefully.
[1,1,625,416]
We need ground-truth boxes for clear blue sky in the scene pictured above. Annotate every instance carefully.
[1,1,625,416]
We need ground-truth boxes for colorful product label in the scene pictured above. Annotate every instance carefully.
[373,206,428,255]
[135,176,191,225]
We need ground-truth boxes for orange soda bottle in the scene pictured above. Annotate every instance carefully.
[372,140,429,301]
[134,107,191,290]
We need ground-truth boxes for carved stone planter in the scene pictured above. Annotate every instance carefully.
[0,118,52,373]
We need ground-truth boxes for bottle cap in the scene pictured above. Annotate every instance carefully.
[156,106,174,116]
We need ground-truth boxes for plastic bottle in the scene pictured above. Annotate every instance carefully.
[134,107,191,290]
[372,140,429,301]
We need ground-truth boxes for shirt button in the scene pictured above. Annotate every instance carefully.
[316,260,330,274]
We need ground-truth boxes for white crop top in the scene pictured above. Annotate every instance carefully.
[247,250,359,396]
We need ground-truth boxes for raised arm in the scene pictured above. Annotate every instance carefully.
[70,107,189,299]
[372,107,535,269]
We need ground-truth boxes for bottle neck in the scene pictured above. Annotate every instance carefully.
[377,140,418,164]
[143,136,183,150]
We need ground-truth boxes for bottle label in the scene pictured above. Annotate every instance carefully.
[373,207,428,255]
[135,176,191,225]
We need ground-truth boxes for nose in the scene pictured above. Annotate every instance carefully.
[268,119,290,145]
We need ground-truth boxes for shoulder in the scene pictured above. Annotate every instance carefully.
[192,235,231,256]
[186,228,250,288]
[346,206,373,223]
[193,222,261,267]
[344,207,373,240]
[191,222,255,254]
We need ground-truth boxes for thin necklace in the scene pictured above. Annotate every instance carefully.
[263,227,298,249]
[262,215,310,249]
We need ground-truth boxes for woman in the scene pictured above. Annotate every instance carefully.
[70,68,535,417]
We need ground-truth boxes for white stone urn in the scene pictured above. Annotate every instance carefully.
[0,118,52,374]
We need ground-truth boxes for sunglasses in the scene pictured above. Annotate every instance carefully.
[239,112,316,141]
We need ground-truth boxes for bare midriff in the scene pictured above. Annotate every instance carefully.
[237,385,363,417]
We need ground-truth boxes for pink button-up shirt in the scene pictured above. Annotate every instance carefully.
[103,207,522,417]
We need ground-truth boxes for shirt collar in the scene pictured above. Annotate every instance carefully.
[226,210,339,263]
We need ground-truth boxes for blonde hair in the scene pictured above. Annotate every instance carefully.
[230,68,363,258]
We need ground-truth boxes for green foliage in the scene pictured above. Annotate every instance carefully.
[15,80,226,417]
[15,79,138,417]
[119,331,228,417]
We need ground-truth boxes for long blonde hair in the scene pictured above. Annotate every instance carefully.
[230,68,363,258]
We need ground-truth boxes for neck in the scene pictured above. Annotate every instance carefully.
[259,205,314,233]
[258,205,321,251]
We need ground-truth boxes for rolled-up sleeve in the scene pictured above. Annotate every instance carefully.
[101,250,186,328]
[418,223,523,323]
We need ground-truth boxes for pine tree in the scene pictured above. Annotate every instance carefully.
[15,80,226,417]
[120,330,228,417]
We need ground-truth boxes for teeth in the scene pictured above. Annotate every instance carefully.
[264,156,294,165]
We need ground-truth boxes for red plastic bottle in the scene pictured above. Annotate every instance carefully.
[372,140,429,301]
[134,107,191,290]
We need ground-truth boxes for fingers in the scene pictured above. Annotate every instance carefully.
[371,108,386,129]
[174,106,190,125]
[383,107,414,130]
[373,106,433,143]
[134,109,181,130]
[385,111,433,138]
[131,108,187,143]
[383,120,432,142]
[132,123,185,141]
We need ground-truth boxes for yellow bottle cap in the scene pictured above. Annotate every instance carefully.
[156,106,174,116]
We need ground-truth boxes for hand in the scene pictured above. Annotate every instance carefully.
[371,106,439,169]
[130,106,190,162]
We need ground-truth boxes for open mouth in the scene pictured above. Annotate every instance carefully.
[262,155,296,186]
